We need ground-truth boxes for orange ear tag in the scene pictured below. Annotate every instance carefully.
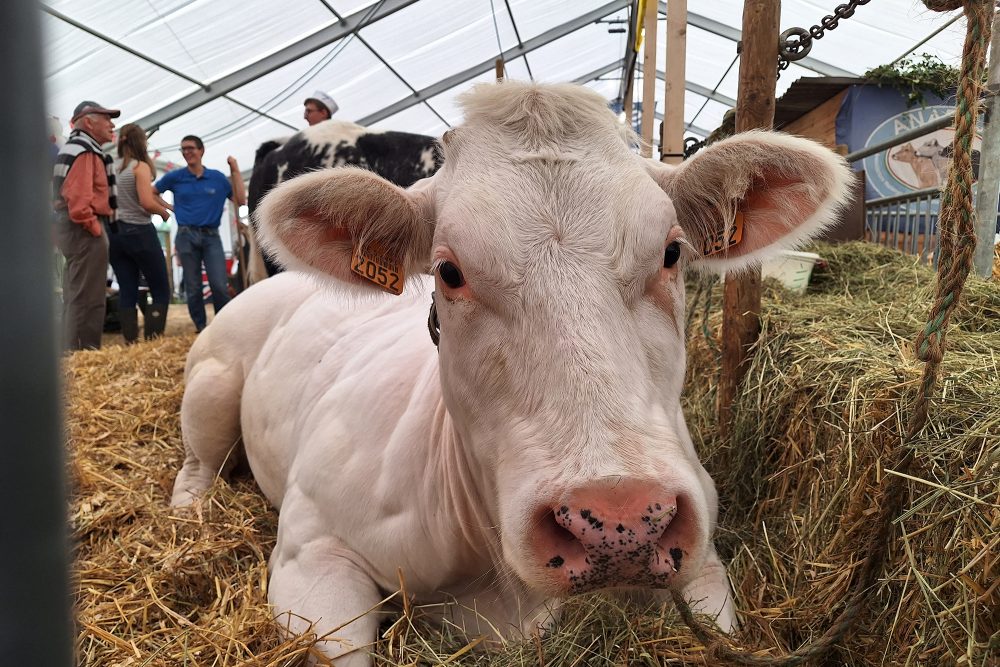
[350,245,405,295]
[702,211,745,257]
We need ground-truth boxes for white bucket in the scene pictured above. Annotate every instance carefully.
[761,250,822,294]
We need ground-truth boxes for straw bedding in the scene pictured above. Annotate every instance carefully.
[66,241,998,666]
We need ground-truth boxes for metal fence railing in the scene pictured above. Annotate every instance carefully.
[863,185,1000,264]
[864,186,941,263]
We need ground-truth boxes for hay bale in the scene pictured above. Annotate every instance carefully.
[67,242,999,665]
[685,241,998,664]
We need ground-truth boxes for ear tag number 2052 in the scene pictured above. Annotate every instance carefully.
[351,246,404,295]
[703,211,745,257]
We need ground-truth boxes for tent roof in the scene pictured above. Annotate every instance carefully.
[41,0,972,175]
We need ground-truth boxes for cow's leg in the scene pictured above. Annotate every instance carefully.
[269,501,386,666]
[677,547,736,632]
[446,587,551,639]
[171,357,243,506]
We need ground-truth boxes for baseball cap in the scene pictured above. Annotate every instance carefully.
[71,101,121,124]
[304,91,339,116]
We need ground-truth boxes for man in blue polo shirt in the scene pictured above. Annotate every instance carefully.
[155,135,246,332]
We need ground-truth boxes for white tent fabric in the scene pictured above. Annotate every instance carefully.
[42,0,971,177]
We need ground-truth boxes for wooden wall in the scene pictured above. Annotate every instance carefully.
[781,89,848,153]
[782,89,864,240]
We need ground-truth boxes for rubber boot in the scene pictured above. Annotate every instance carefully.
[144,302,168,341]
[119,306,139,345]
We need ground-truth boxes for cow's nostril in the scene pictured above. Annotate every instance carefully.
[549,507,580,544]
[654,496,690,572]
[550,516,577,544]
[532,506,585,572]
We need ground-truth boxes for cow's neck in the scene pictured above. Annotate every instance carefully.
[425,396,499,565]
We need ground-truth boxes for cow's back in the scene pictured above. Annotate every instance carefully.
[351,131,440,187]
[252,127,440,201]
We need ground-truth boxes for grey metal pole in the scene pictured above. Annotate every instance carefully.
[0,1,72,665]
[974,8,1000,278]
[844,111,959,163]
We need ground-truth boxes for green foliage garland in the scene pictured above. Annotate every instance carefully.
[863,53,960,106]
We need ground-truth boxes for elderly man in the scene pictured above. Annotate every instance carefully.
[52,100,120,350]
[303,90,338,126]
[154,135,246,332]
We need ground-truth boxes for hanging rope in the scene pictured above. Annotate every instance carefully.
[671,0,994,663]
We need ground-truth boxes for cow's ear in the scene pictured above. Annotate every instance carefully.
[256,167,436,293]
[645,131,854,273]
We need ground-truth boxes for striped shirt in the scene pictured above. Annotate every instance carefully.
[52,130,117,235]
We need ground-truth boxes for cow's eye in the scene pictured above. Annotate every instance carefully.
[663,241,682,269]
[438,261,465,288]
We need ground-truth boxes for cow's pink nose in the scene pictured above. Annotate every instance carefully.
[534,481,688,593]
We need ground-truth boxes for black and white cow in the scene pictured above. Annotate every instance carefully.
[246,120,442,280]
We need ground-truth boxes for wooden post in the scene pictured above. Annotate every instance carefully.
[640,0,658,157]
[974,6,1000,278]
[495,58,504,82]
[718,0,780,437]
[661,0,687,165]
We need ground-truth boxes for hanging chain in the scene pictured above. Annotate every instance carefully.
[683,136,707,158]
[777,0,872,75]
[686,0,872,159]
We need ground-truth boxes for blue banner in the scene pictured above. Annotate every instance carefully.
[834,86,982,200]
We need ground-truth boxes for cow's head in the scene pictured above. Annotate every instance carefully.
[257,82,851,603]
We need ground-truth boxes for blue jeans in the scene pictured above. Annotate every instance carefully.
[175,226,230,331]
[109,223,171,309]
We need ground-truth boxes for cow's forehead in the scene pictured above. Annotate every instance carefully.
[437,161,672,230]
[432,163,676,294]
[428,82,685,287]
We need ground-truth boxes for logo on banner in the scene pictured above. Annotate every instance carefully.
[862,105,981,198]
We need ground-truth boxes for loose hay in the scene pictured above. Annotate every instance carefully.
[67,336,319,666]
[66,241,999,666]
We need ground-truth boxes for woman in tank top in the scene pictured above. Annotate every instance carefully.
[110,124,174,343]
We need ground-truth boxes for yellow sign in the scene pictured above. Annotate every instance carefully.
[634,0,646,51]
[703,211,745,257]
[351,245,405,295]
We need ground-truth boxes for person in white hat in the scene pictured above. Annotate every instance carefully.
[303,91,339,126]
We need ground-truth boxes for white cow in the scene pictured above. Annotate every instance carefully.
[173,82,852,665]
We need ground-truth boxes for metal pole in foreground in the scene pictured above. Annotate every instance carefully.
[973,6,1000,278]
[0,2,72,666]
